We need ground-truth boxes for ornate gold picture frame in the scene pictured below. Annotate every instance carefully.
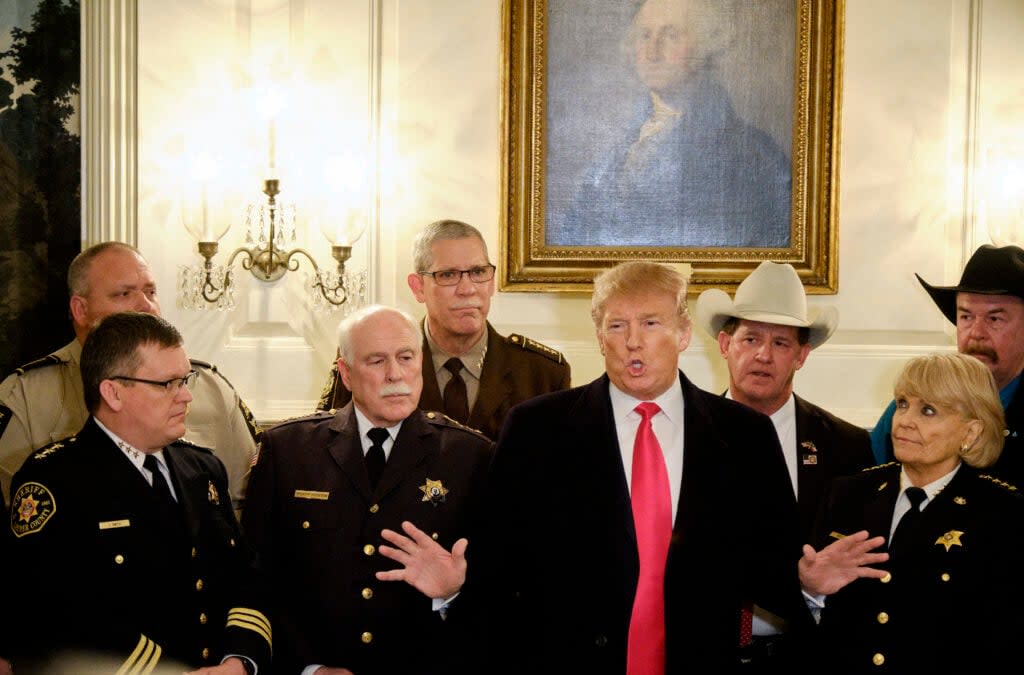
[500,0,843,293]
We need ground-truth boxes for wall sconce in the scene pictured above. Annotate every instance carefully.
[177,175,367,311]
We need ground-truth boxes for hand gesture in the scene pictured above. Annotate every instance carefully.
[799,530,889,596]
[376,520,467,599]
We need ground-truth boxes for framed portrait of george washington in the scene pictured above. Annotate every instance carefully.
[500,0,843,293]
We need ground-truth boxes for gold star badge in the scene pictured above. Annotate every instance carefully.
[936,530,964,552]
[17,494,39,523]
[954,496,967,505]
[419,478,449,506]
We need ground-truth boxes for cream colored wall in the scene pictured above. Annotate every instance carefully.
[85,0,1024,427]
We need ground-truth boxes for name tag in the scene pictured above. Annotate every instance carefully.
[294,490,330,501]
[99,519,131,530]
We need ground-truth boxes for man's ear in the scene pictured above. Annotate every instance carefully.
[99,379,124,412]
[716,331,732,358]
[338,358,352,391]
[69,295,88,328]
[407,272,426,303]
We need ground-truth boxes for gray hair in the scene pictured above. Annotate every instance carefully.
[621,0,734,67]
[68,242,146,297]
[336,304,423,363]
[411,220,489,273]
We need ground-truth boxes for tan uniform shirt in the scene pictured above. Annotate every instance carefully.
[0,339,260,509]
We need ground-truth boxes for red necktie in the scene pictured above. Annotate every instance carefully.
[627,402,672,675]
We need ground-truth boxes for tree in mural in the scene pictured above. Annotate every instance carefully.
[0,0,80,376]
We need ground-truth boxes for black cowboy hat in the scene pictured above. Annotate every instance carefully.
[916,244,1024,324]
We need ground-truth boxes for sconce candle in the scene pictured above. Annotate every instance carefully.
[268,118,277,171]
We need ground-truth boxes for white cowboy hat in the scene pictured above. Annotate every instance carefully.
[695,261,838,349]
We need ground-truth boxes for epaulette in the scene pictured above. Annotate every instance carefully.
[422,411,491,441]
[978,473,1019,492]
[861,461,898,472]
[11,354,66,377]
[172,437,213,454]
[265,409,336,431]
[190,358,264,443]
[31,435,78,461]
[507,334,566,365]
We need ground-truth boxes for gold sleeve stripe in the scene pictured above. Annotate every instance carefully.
[228,607,272,634]
[226,617,273,648]
[115,635,162,675]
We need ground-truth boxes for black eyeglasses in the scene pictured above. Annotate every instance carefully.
[418,264,496,286]
[110,370,198,393]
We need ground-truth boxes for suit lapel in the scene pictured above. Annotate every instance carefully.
[374,411,434,500]
[863,466,900,542]
[419,332,444,412]
[469,324,510,432]
[165,448,203,539]
[794,397,824,499]
[326,404,375,502]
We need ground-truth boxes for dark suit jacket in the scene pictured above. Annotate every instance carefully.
[811,462,1024,673]
[991,382,1024,485]
[792,395,874,540]
[6,418,269,673]
[242,405,494,675]
[316,322,571,440]
[470,372,811,674]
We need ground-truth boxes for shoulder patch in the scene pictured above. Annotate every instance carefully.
[861,461,898,472]
[11,353,66,377]
[422,411,491,440]
[507,334,566,365]
[11,481,56,537]
[978,473,1019,492]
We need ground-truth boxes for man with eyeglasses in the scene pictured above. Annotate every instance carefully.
[316,220,571,440]
[0,242,260,511]
[5,311,270,673]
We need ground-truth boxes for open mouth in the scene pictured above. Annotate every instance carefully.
[628,359,645,375]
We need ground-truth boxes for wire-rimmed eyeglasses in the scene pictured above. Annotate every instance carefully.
[417,264,496,286]
[110,370,198,393]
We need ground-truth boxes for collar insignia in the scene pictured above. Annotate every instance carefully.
[419,478,449,506]
[936,530,964,552]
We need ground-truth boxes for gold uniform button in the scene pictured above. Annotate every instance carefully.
[880,572,892,584]
[229,538,236,547]
[362,587,374,600]
[941,573,951,582]
[872,653,884,666]
[302,520,311,529]
[431,532,439,541]
[195,579,204,591]
[877,612,889,624]
[364,544,375,556]
[114,554,125,565]
[426,412,436,419]
[191,547,197,559]
[361,631,373,644]
[202,647,210,659]
[369,504,380,514]
[199,612,208,624]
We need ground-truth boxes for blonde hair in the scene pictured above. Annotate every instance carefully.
[893,352,1006,467]
[591,261,689,329]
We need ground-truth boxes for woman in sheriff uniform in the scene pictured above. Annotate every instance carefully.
[801,352,1024,673]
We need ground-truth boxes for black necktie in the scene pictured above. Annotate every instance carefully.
[366,427,389,489]
[143,454,176,505]
[889,486,927,557]
[443,358,469,423]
